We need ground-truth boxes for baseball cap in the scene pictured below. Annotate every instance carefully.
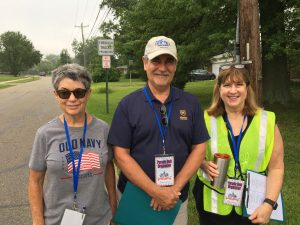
[144,36,178,61]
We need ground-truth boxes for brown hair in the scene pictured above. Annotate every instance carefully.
[206,66,260,117]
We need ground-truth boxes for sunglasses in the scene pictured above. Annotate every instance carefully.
[56,88,88,99]
[220,64,245,71]
[160,105,168,126]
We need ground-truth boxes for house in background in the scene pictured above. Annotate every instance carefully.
[116,65,128,75]
[210,52,234,77]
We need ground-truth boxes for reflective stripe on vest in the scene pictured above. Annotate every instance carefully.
[210,116,218,213]
[255,110,268,171]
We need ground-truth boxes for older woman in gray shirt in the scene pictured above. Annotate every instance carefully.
[28,64,117,225]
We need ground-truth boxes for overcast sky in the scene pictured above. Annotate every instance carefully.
[0,0,111,57]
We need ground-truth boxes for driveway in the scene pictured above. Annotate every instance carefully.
[0,77,60,225]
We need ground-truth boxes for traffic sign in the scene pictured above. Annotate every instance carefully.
[98,39,114,56]
[102,56,111,69]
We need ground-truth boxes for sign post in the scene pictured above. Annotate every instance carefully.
[128,60,133,86]
[98,39,114,113]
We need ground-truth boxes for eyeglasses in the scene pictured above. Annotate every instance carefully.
[220,64,245,71]
[160,105,168,126]
[56,88,88,99]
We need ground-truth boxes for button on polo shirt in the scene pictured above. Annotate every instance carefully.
[108,85,210,202]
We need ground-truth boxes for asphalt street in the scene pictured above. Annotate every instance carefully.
[0,77,60,225]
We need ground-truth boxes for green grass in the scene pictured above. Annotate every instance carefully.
[87,80,145,123]
[0,75,40,88]
[0,74,30,82]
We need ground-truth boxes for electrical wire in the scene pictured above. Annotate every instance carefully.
[87,6,101,39]
[90,7,111,38]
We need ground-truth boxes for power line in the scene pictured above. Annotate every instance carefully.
[91,7,111,38]
[87,5,101,39]
[81,0,90,25]
[88,0,102,25]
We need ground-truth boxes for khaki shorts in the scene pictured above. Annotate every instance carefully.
[173,199,188,225]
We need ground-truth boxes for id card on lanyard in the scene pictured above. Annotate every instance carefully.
[223,115,246,207]
[61,209,86,225]
[61,113,87,224]
[155,154,175,186]
[143,87,175,186]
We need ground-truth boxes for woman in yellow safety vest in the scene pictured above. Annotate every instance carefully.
[193,64,284,225]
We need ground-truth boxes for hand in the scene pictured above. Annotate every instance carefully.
[150,198,162,211]
[201,160,219,181]
[150,186,181,210]
[248,203,273,224]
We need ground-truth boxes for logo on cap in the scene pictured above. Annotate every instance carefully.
[155,39,170,48]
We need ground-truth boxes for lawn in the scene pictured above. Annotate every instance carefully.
[0,74,39,88]
[87,79,299,225]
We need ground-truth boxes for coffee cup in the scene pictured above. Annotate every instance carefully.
[211,153,231,189]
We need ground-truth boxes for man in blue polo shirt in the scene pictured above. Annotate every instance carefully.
[108,36,209,225]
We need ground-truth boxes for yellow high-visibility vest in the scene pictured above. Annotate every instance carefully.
[197,109,275,215]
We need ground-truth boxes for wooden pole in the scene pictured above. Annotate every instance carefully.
[239,0,262,106]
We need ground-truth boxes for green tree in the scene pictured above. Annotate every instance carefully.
[59,49,71,65]
[34,54,60,75]
[72,39,83,65]
[259,0,299,103]
[0,31,42,75]
[100,0,236,89]
[100,0,299,103]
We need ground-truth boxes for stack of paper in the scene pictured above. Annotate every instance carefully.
[243,170,284,222]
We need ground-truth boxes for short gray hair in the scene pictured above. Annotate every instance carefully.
[52,63,92,90]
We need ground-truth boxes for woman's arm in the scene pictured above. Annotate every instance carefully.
[28,169,46,225]
[249,125,284,224]
[105,160,118,217]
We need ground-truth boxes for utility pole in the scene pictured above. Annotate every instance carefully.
[239,0,262,105]
[75,23,89,67]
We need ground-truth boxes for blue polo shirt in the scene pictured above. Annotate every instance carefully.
[108,85,210,201]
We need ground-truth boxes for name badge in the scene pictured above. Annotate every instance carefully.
[60,209,86,225]
[155,154,175,186]
[224,178,245,206]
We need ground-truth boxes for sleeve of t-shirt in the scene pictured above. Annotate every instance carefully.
[28,128,47,171]
[192,101,210,144]
[108,99,132,149]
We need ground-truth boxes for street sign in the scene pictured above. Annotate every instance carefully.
[102,56,111,69]
[98,39,114,56]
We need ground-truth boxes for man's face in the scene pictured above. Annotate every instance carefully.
[143,54,177,91]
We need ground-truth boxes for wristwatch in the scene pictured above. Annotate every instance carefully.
[264,198,278,210]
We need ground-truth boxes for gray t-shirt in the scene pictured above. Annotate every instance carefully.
[29,116,113,225]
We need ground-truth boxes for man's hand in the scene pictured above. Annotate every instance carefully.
[150,186,181,210]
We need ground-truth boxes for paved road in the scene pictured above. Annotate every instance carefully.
[0,77,60,225]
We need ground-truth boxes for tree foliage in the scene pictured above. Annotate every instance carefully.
[28,54,60,75]
[59,49,71,65]
[100,0,237,88]
[98,0,299,103]
[0,31,42,75]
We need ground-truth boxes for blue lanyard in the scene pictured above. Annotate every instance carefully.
[143,86,173,154]
[225,114,247,172]
[63,113,87,205]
